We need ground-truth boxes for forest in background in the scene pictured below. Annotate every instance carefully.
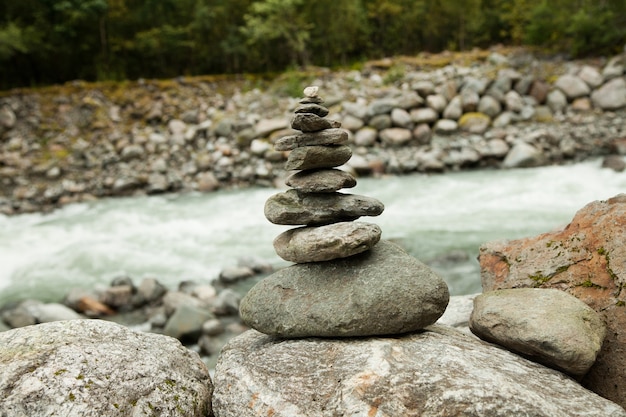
[1,0,625,90]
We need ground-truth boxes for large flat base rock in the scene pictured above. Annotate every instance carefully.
[240,240,449,337]
[212,325,626,417]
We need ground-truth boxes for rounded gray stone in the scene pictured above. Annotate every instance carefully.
[469,288,606,377]
[264,189,384,225]
[285,169,356,192]
[240,240,450,337]
[274,128,348,151]
[294,103,329,117]
[285,145,352,170]
[0,320,212,416]
[273,221,382,263]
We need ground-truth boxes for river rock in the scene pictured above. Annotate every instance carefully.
[443,95,463,119]
[264,189,384,225]
[591,77,626,110]
[502,141,544,168]
[284,144,352,170]
[294,103,329,117]
[555,74,591,99]
[274,128,348,151]
[433,118,458,134]
[470,288,606,377]
[291,113,341,132]
[379,127,412,146]
[212,325,626,417]
[458,112,490,134]
[240,240,449,337]
[547,89,568,113]
[578,65,604,88]
[0,320,212,416]
[285,169,356,192]
[478,194,626,408]
[273,221,382,263]
[164,303,215,341]
[410,107,439,124]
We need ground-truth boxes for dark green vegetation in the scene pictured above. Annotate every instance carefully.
[1,0,625,89]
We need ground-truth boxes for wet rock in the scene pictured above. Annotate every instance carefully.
[502,142,544,168]
[164,304,215,341]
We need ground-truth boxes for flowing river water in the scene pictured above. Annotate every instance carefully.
[1,158,625,305]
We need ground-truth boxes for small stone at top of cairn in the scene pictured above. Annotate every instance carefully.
[264,87,384,263]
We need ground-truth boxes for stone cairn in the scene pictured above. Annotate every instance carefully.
[240,87,450,338]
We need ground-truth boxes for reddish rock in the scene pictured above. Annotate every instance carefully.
[479,194,626,408]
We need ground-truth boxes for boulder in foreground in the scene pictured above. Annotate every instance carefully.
[0,320,213,417]
[212,325,626,417]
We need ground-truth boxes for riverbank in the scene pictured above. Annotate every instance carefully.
[1,47,625,216]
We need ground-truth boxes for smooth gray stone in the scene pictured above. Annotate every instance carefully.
[274,128,348,151]
[212,325,626,417]
[294,103,329,117]
[285,169,356,192]
[469,288,606,377]
[240,240,449,337]
[273,221,382,263]
[291,113,340,132]
[284,145,352,170]
[264,189,384,225]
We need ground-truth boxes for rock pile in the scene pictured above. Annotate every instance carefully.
[265,86,384,263]
[239,87,450,338]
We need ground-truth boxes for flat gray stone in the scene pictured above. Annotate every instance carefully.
[0,320,212,416]
[273,221,382,263]
[470,288,606,377]
[264,189,384,225]
[240,240,449,337]
[285,169,356,192]
[212,325,626,417]
[274,128,348,151]
[294,103,329,117]
[291,113,341,132]
[285,145,352,170]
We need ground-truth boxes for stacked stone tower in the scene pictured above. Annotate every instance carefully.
[265,86,384,263]
[240,87,450,338]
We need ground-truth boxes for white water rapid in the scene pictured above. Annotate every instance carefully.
[1,158,625,304]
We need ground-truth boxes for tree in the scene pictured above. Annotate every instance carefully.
[242,0,313,69]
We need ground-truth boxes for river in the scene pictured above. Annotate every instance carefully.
[1,158,625,305]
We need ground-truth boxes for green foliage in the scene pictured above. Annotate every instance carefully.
[1,0,625,89]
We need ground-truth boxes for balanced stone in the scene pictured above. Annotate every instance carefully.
[273,221,382,263]
[264,189,384,225]
[291,113,341,132]
[274,128,348,151]
[240,240,450,337]
[285,169,356,192]
[284,144,352,170]
[294,103,329,117]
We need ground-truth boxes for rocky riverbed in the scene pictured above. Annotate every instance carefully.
[1,47,626,216]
